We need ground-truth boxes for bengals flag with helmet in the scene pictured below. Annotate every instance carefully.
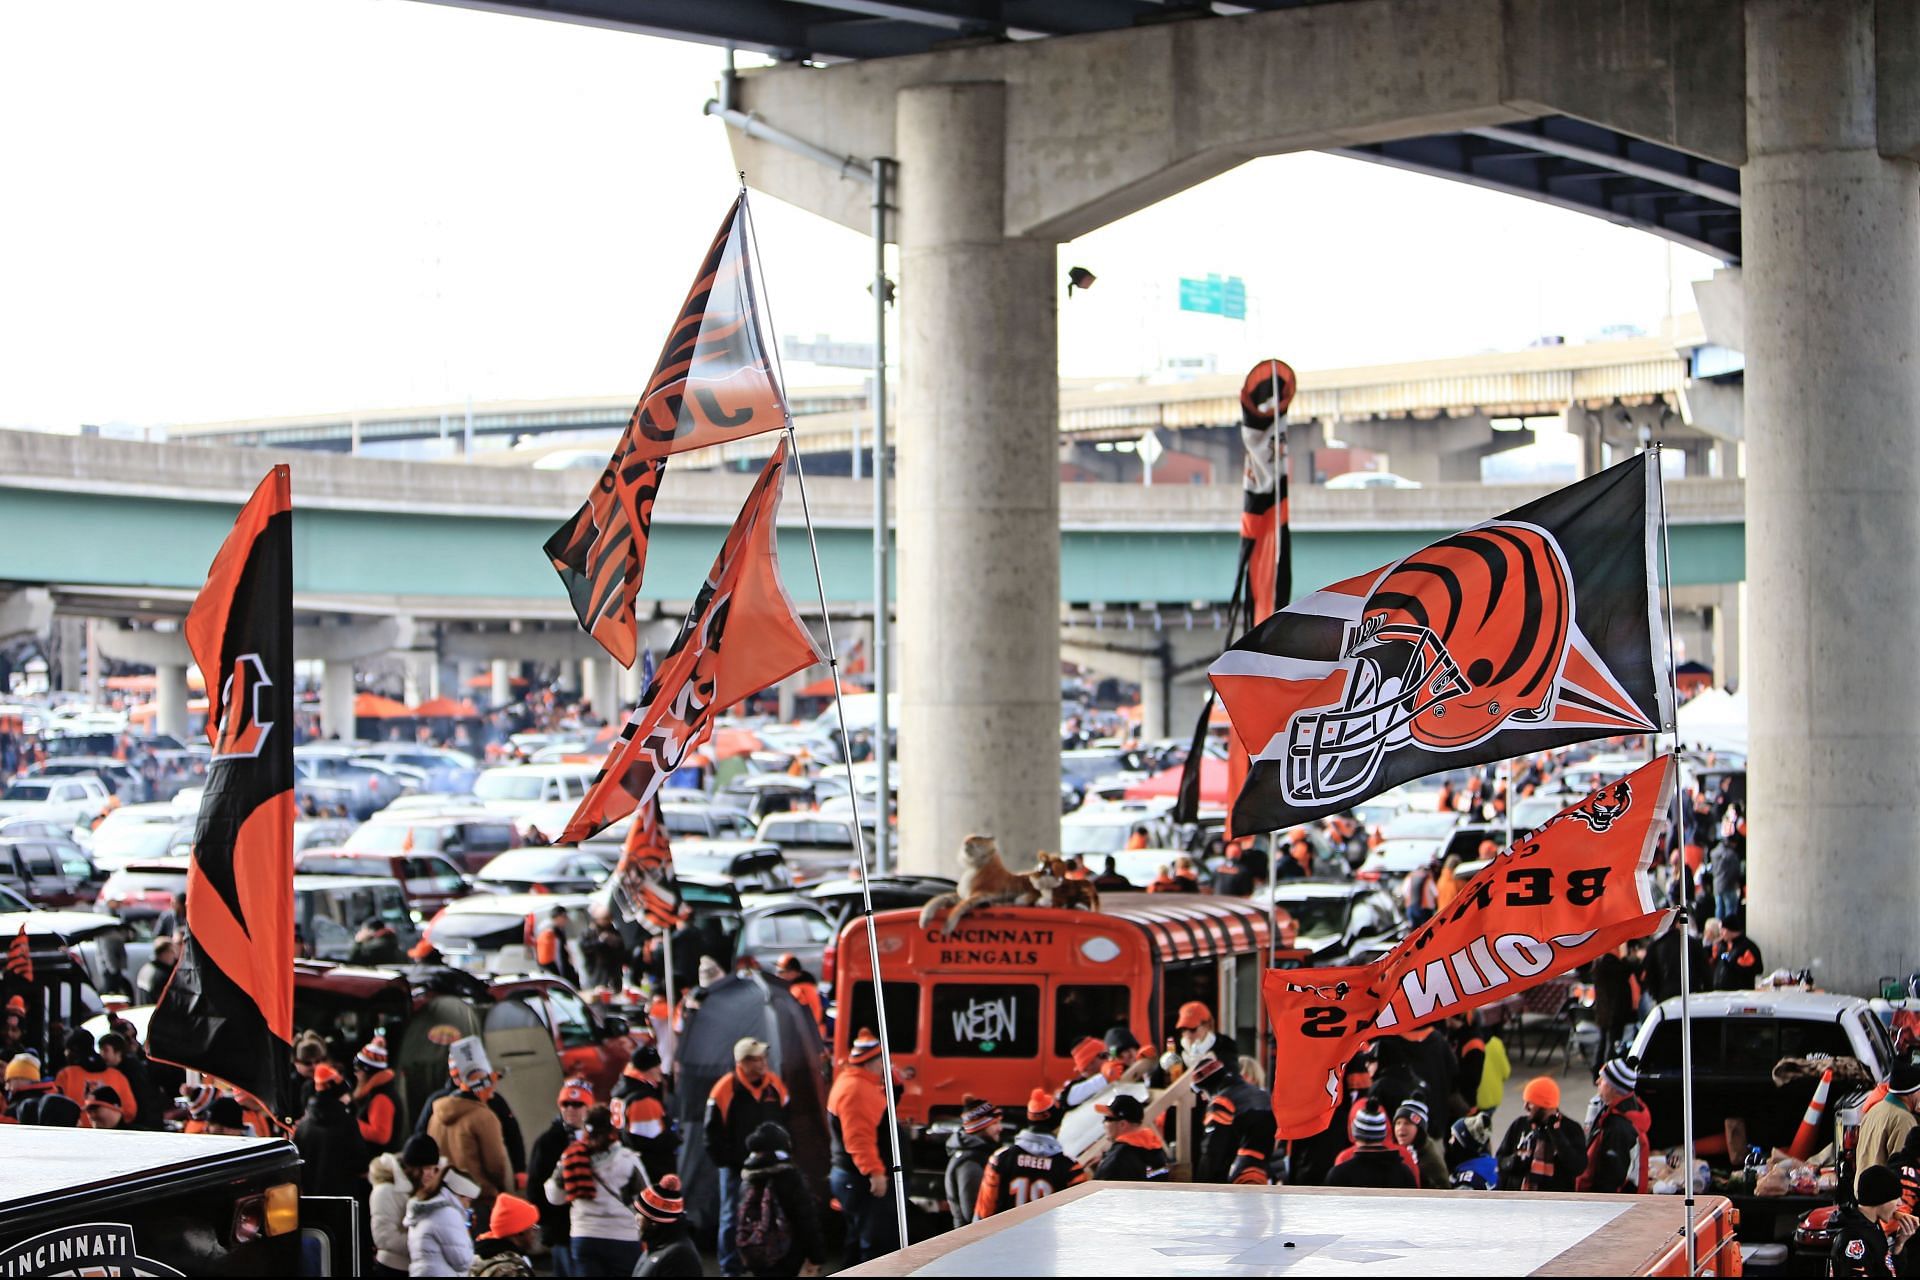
[558,437,822,844]
[546,194,790,668]
[1212,451,1669,834]
[1174,358,1297,826]
[149,465,295,1118]
[1263,756,1674,1139]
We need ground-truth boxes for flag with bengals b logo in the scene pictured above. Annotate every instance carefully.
[1212,452,1669,834]
[149,465,295,1118]
[547,195,789,668]
[1262,756,1674,1139]
[558,438,822,845]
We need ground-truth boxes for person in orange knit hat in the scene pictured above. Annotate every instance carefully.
[828,1029,895,1267]
[1057,1035,1110,1109]
[470,1194,541,1276]
[1494,1075,1588,1191]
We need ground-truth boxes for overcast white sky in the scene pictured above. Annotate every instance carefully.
[0,0,1721,432]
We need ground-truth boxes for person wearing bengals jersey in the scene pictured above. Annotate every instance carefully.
[1188,1037,1275,1184]
[708,1037,790,1278]
[1090,1094,1169,1182]
[611,1042,678,1184]
[828,1030,897,1267]
[974,1090,1087,1220]
[535,906,580,987]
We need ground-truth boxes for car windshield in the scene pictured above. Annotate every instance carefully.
[482,851,599,879]
[2,781,54,800]
[93,824,184,861]
[432,912,525,944]
[663,810,712,835]
[1060,821,1133,856]
[345,823,435,853]
[105,870,188,896]
[474,773,545,801]
[299,855,384,876]
[1274,895,1350,938]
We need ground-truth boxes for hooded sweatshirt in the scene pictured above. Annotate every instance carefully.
[943,1130,997,1229]
[404,1186,474,1277]
[428,1092,512,1212]
[1092,1127,1170,1182]
[1577,1093,1652,1193]
[366,1151,414,1272]
[974,1129,1086,1220]
[542,1141,642,1243]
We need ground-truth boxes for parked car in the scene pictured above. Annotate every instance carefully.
[473,847,616,895]
[293,816,357,852]
[733,894,835,974]
[295,874,419,961]
[96,857,191,924]
[341,811,522,875]
[669,840,794,891]
[28,757,150,804]
[1629,988,1892,1150]
[0,814,76,842]
[756,813,863,866]
[1355,837,1445,892]
[1269,878,1403,965]
[292,752,415,820]
[351,745,482,794]
[422,891,596,976]
[661,802,763,841]
[471,764,597,816]
[0,835,101,908]
[87,803,192,871]
[294,849,472,918]
[1059,803,1175,860]
[0,884,31,913]
[0,774,114,828]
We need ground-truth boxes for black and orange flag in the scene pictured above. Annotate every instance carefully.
[547,195,790,668]
[619,797,681,934]
[4,923,30,982]
[558,438,821,844]
[1174,358,1296,827]
[1213,453,1668,834]
[148,465,295,1117]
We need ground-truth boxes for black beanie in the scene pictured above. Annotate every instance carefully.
[1858,1164,1903,1208]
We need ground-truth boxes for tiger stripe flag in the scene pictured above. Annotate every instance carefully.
[1262,755,1674,1139]
[148,465,296,1118]
[558,437,821,845]
[1212,452,1669,834]
[1174,357,1297,827]
[620,797,682,934]
[4,923,29,982]
[546,195,789,668]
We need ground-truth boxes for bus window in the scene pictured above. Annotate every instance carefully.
[1053,985,1131,1056]
[931,983,1039,1059]
[846,982,922,1053]
[1159,960,1218,1043]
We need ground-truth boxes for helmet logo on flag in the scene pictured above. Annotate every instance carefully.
[1561,779,1634,834]
[212,653,274,762]
[1284,523,1572,805]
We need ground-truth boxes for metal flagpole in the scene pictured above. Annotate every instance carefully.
[1504,758,1515,850]
[740,188,910,1249]
[1654,443,1696,1274]
[870,158,892,877]
[1266,362,1282,969]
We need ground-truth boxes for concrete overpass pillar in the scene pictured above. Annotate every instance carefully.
[321,659,356,742]
[1744,0,1920,992]
[154,663,191,742]
[581,658,621,724]
[1139,650,1168,743]
[490,659,513,711]
[896,81,1060,875]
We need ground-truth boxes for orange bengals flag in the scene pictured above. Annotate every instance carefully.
[558,437,821,845]
[546,194,790,668]
[1225,359,1296,833]
[1262,755,1674,1139]
[148,466,296,1118]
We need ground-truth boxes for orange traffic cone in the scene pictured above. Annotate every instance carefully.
[1787,1068,1834,1159]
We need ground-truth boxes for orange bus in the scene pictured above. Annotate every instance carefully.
[831,893,1305,1145]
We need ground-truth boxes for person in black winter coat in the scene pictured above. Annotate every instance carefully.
[632,1175,703,1278]
[1326,1101,1417,1189]
[1638,915,1707,1006]
[1090,1094,1170,1182]
[295,1065,371,1200]
[739,1122,826,1277]
[1495,1078,1589,1191]
[526,1080,592,1274]
[1191,1041,1274,1184]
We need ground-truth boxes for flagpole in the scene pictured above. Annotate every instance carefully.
[741,185,910,1251]
[1267,363,1281,974]
[1654,442,1696,1275]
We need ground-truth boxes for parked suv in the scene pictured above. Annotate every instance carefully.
[294,849,472,918]
[342,811,522,875]
[0,775,113,828]
[0,835,101,908]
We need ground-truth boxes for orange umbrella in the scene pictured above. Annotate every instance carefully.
[354,692,413,719]
[412,696,478,718]
[711,727,764,760]
[1123,757,1230,806]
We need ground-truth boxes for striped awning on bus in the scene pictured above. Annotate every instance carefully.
[1099,893,1274,963]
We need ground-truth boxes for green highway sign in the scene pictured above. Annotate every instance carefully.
[1177,273,1247,319]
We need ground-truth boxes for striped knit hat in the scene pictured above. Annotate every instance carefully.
[355,1035,389,1073]
[1600,1056,1640,1093]
[180,1083,217,1118]
[960,1096,999,1135]
[1394,1096,1430,1128]
[1351,1101,1390,1144]
[637,1174,685,1224]
[848,1028,883,1066]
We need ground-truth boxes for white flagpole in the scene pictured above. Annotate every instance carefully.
[1267,362,1282,968]
[1654,443,1696,1275]
[741,186,910,1250]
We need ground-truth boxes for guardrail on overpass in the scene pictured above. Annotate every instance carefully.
[0,429,1744,617]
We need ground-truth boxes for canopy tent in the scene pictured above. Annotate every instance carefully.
[1123,756,1229,807]
[1675,686,1747,753]
[711,726,764,760]
[354,692,413,719]
[411,696,478,718]
[795,676,868,699]
[465,673,529,691]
